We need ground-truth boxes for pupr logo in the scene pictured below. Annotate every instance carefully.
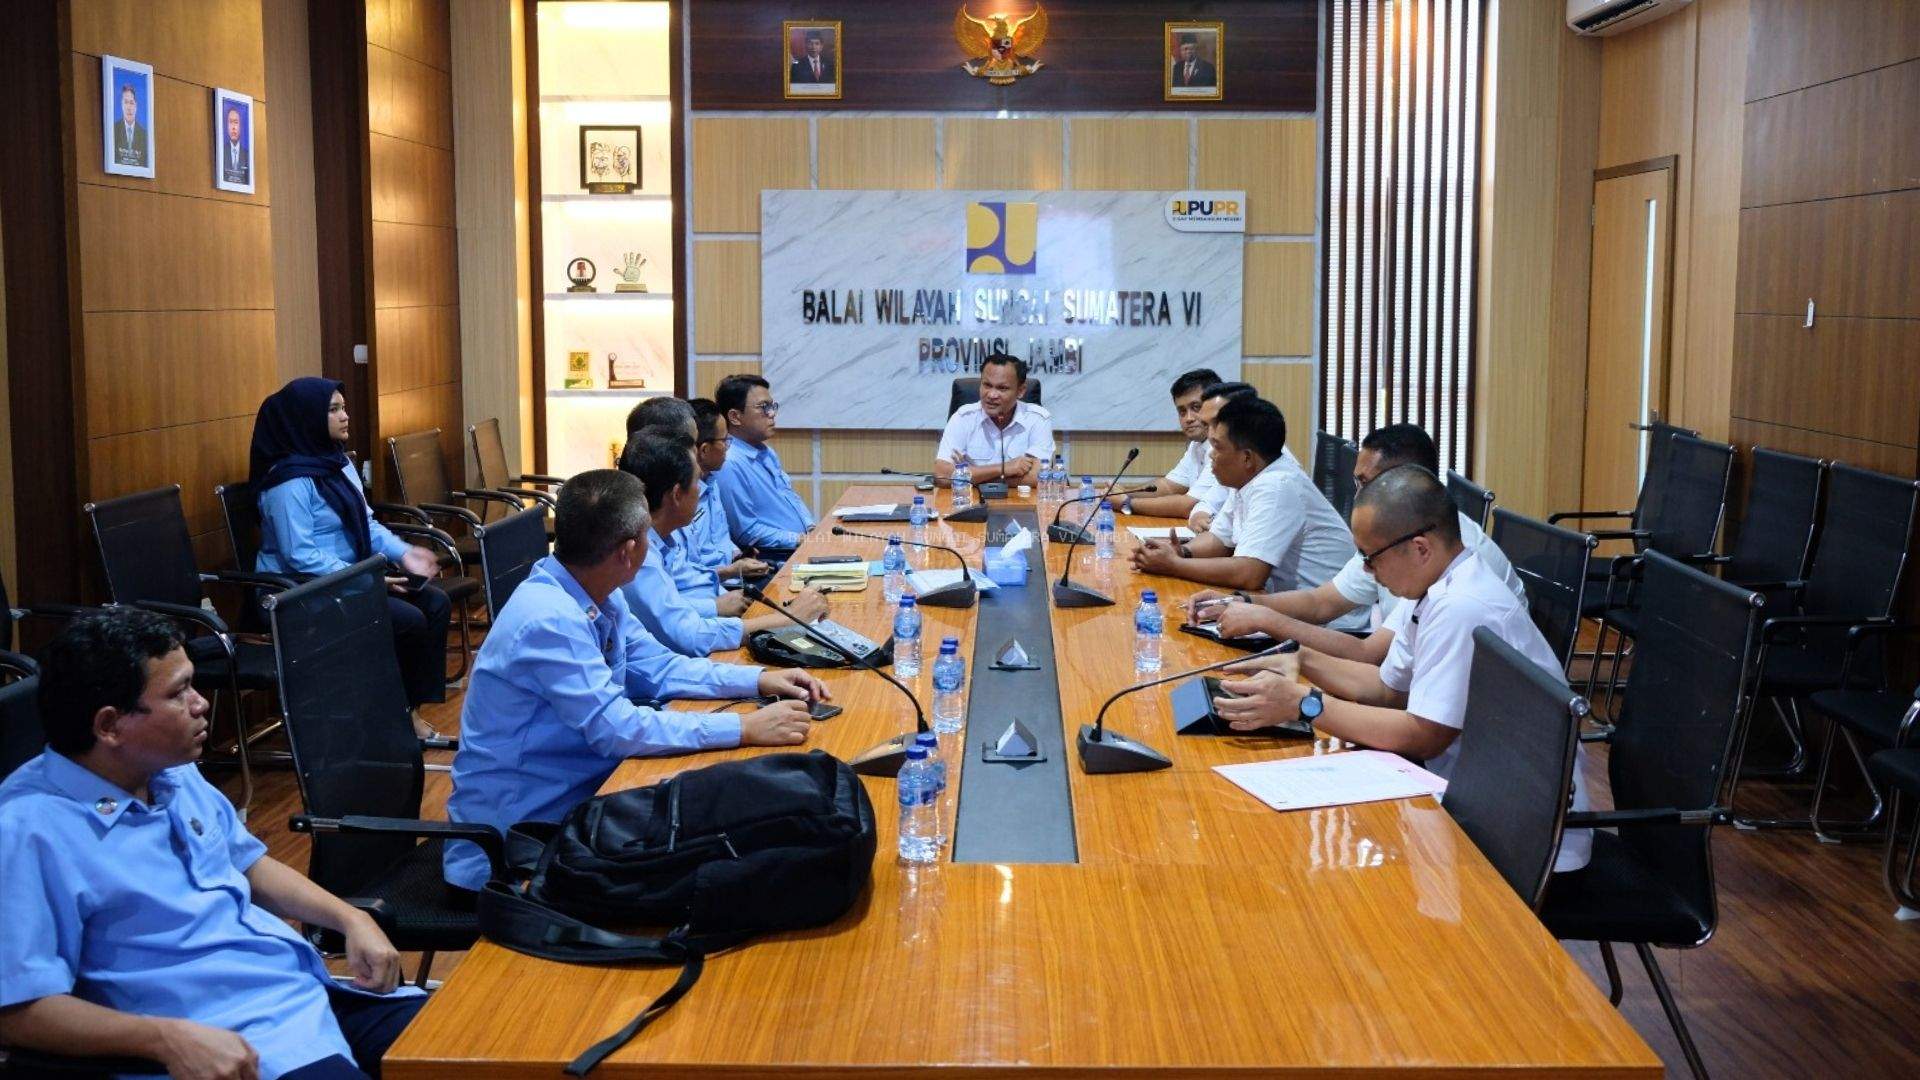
[965,200,1037,274]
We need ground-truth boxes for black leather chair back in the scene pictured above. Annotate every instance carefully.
[1640,433,1732,558]
[214,481,265,570]
[947,377,1042,418]
[474,506,549,620]
[1612,550,1762,940]
[267,557,423,897]
[470,417,512,491]
[1628,420,1698,530]
[85,486,205,609]
[1449,628,1585,910]
[1445,470,1494,530]
[1310,433,1360,522]
[0,676,43,781]
[1722,448,1824,591]
[1802,463,1920,624]
[1490,508,1597,672]
[389,429,455,507]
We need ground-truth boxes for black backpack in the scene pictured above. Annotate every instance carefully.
[477,750,877,1074]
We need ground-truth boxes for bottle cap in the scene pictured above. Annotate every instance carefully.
[912,495,925,505]
[888,535,901,544]
[905,745,928,760]
[942,635,959,646]
[900,595,916,607]
[1142,589,1158,603]
[1083,475,1094,483]
[914,732,938,748]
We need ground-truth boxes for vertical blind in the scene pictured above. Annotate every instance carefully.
[1322,0,1484,473]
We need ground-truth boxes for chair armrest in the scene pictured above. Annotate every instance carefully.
[1565,807,1727,828]
[200,569,300,596]
[514,472,566,486]
[386,524,462,569]
[491,484,558,510]
[291,814,506,878]
[1587,528,1650,542]
[369,501,432,525]
[1675,553,1732,566]
[1760,613,1878,644]
[17,602,106,624]
[450,488,526,510]
[1836,621,1920,690]
[1548,509,1636,525]
[1743,578,1807,594]
[420,502,485,528]
[134,599,232,637]
[0,650,38,679]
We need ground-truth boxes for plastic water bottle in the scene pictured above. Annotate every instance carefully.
[1076,475,1097,526]
[953,454,973,510]
[1095,512,1116,561]
[896,746,938,864]
[1134,590,1165,675]
[913,731,948,848]
[932,636,966,734]
[893,595,923,677]
[908,494,929,528]
[883,537,908,603]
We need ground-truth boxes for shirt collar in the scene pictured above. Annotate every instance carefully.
[728,435,768,461]
[40,751,157,829]
[534,555,602,621]
[1411,549,1476,618]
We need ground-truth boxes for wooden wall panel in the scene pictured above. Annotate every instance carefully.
[944,119,1063,191]
[70,0,267,98]
[693,241,760,353]
[1673,0,1748,443]
[77,187,274,312]
[70,68,273,204]
[374,304,460,395]
[1244,241,1315,356]
[1736,190,1920,318]
[367,40,455,150]
[691,118,809,233]
[1068,119,1189,190]
[370,133,456,225]
[83,310,278,437]
[370,221,460,309]
[1744,0,1920,102]
[1731,418,1914,478]
[1196,119,1317,235]
[1243,360,1315,465]
[695,358,761,398]
[0,210,14,590]
[1066,432,1187,477]
[265,0,321,384]
[818,118,937,190]
[368,0,453,72]
[1597,5,1697,170]
[87,416,253,537]
[1741,59,1920,208]
[1731,314,1920,447]
[819,431,938,473]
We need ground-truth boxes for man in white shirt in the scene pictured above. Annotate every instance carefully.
[935,353,1054,488]
[1189,423,1523,663]
[1213,465,1591,873]
[1112,368,1222,519]
[1131,397,1360,626]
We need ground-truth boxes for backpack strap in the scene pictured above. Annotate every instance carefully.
[564,952,703,1076]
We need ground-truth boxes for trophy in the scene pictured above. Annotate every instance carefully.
[566,257,597,293]
[564,350,594,389]
[608,351,648,389]
[614,252,649,293]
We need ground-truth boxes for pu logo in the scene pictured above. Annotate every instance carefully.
[965,201,1037,274]
[1171,199,1239,216]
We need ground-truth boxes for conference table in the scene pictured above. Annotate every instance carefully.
[385,485,1660,1078]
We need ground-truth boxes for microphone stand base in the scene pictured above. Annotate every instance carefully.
[1076,724,1172,774]
[946,503,991,523]
[916,580,978,609]
[976,481,1008,500]
[851,733,914,777]
[1052,580,1115,608]
[1047,523,1092,545]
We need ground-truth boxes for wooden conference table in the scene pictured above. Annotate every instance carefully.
[386,486,1659,1078]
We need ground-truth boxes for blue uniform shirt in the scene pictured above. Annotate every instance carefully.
[0,751,420,1079]
[674,479,735,599]
[712,436,814,551]
[622,528,743,657]
[256,463,413,576]
[444,556,762,890]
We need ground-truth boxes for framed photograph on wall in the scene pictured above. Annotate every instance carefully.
[101,55,156,178]
[1164,22,1224,102]
[782,20,842,100]
[212,88,256,194]
[580,125,641,193]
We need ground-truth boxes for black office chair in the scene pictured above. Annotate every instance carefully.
[85,486,298,816]
[1539,551,1761,1080]
[1444,470,1494,530]
[473,506,549,620]
[469,417,563,514]
[1310,431,1361,521]
[1809,682,1920,844]
[1866,749,1920,914]
[383,429,505,676]
[271,557,502,987]
[1446,627,1587,909]
[1489,509,1597,675]
[1729,463,1920,831]
[0,571,36,683]
[947,377,1042,418]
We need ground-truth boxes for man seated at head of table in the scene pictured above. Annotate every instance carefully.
[934,352,1055,490]
[443,469,828,894]
[619,429,829,658]
[709,373,815,558]
[1212,465,1592,873]
[1130,396,1365,629]
[1101,367,1224,520]
[0,609,424,1080]
[1187,422,1523,664]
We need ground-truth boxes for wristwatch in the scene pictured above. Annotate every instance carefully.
[1298,689,1325,721]
[1177,542,1193,558]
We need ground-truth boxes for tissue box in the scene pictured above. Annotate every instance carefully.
[984,545,1029,587]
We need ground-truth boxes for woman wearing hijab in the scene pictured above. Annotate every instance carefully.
[251,377,453,746]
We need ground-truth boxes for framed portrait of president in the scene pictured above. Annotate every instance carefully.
[212,89,256,194]
[1164,22,1224,102]
[101,55,155,179]
[782,21,842,100]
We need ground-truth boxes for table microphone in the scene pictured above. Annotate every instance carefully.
[1048,447,1145,543]
[829,525,976,609]
[978,426,1010,500]
[1078,640,1297,774]
[878,466,936,492]
[738,583,929,777]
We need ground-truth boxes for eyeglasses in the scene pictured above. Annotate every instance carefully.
[1359,523,1437,572]
[751,401,781,417]
[697,436,727,448]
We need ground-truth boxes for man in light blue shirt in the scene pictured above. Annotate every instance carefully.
[444,469,826,892]
[0,609,423,1079]
[618,432,828,658]
[709,374,815,553]
[681,398,770,604]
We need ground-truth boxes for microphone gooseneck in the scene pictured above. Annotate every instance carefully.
[738,584,928,736]
[830,525,971,584]
[1057,447,1141,588]
[1089,641,1294,741]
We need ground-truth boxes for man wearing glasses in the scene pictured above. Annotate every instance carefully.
[678,399,770,608]
[1186,423,1522,663]
[1211,465,1591,873]
[710,374,814,557]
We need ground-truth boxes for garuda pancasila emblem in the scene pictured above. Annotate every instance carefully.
[953,4,1048,86]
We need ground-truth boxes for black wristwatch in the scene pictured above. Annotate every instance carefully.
[1177,542,1193,558]
[1299,689,1325,721]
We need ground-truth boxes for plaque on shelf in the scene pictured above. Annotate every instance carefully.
[614,252,649,293]
[580,125,641,194]
[566,257,597,292]
[608,351,648,389]
[564,350,594,389]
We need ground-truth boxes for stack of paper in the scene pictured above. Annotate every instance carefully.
[1213,750,1447,812]
[790,563,869,591]
[1127,525,1195,542]
[833,503,900,518]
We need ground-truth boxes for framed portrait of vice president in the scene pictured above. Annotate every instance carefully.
[213,89,256,194]
[101,55,156,178]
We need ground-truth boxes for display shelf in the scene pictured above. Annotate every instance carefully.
[543,291,675,302]
[542,192,671,203]
[540,93,670,103]
[546,388,666,399]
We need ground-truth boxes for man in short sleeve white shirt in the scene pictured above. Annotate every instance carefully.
[1112,369,1227,520]
[1214,465,1591,873]
[935,353,1054,489]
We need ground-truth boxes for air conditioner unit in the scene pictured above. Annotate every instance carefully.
[1566,0,1695,37]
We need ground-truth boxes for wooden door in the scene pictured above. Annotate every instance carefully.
[1580,163,1676,513]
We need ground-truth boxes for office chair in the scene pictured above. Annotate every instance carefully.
[0,570,36,683]
[947,376,1042,418]
[1489,508,1598,675]
[472,506,550,620]
[270,557,502,987]
[1809,681,1920,845]
[1865,748,1920,914]
[383,430,508,677]
[1445,627,1586,910]
[469,417,562,513]
[1444,470,1494,530]
[1539,551,1763,1080]
[1310,431,1360,521]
